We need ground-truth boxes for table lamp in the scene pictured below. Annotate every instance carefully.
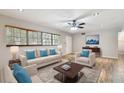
[10,46,19,60]
[57,45,62,55]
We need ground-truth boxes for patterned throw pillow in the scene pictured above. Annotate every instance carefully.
[13,64,32,83]
[26,50,35,60]
[49,49,56,55]
[80,50,90,57]
[40,49,48,57]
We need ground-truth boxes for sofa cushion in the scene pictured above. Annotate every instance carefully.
[13,64,32,83]
[46,55,60,61]
[26,50,36,60]
[27,55,60,65]
[40,49,48,57]
[49,48,56,55]
[76,57,89,63]
[80,50,89,57]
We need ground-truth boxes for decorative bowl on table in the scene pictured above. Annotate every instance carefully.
[61,64,71,71]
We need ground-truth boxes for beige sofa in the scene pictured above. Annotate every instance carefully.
[3,64,42,83]
[75,52,96,67]
[19,50,61,68]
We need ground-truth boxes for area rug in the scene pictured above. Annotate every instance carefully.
[37,62,101,83]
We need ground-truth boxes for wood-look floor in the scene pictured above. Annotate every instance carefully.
[64,54,124,83]
[96,54,124,83]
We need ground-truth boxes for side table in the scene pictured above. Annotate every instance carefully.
[9,59,21,69]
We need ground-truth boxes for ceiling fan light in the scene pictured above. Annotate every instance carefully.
[71,27,78,31]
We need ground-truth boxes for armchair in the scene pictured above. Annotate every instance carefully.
[75,52,96,67]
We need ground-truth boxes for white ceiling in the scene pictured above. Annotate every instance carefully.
[0,9,124,33]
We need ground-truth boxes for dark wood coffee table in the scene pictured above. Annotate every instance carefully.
[53,62,84,83]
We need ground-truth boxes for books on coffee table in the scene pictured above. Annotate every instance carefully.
[61,64,71,71]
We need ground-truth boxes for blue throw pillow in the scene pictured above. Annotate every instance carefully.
[12,63,22,70]
[40,50,48,57]
[13,64,32,83]
[50,49,56,55]
[26,50,35,60]
[80,50,89,57]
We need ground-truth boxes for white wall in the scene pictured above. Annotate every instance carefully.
[72,34,85,52]
[65,35,72,54]
[0,15,72,69]
[118,31,124,54]
[72,28,120,59]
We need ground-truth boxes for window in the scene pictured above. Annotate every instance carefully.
[6,26,27,45]
[28,31,42,45]
[42,33,52,45]
[6,25,61,47]
[52,34,60,45]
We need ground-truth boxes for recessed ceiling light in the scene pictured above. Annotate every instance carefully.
[93,12,99,16]
[18,9,24,12]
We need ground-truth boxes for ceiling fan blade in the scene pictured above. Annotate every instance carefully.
[78,26,84,28]
[68,23,72,25]
[81,33,86,35]
[79,23,85,25]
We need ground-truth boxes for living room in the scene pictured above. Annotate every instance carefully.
[0,9,124,83]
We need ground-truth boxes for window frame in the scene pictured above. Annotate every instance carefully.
[6,25,60,47]
[28,30,42,45]
[6,26,27,46]
[42,32,52,46]
[52,34,61,46]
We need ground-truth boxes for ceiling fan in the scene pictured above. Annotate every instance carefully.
[61,11,100,31]
[68,19,85,30]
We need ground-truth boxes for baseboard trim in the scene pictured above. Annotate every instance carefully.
[101,56,118,59]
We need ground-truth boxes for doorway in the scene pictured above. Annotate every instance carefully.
[118,32,124,55]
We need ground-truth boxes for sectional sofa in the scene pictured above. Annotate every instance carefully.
[19,49,61,69]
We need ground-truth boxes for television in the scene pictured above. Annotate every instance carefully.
[86,35,99,45]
